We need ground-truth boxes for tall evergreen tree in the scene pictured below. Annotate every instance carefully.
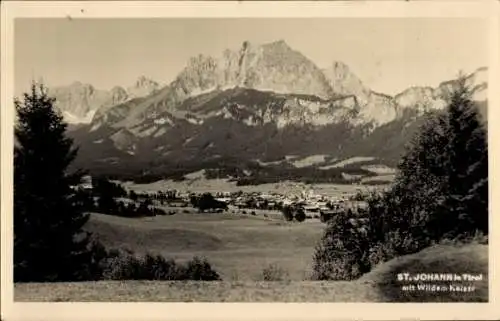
[14,83,92,282]
[395,75,488,240]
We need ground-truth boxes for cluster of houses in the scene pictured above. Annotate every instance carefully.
[156,188,366,222]
[79,176,368,222]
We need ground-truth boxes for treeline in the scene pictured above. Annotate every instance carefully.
[312,78,488,281]
[234,166,375,186]
[83,155,378,186]
[75,178,169,217]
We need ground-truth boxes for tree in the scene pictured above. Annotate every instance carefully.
[14,83,92,282]
[190,193,226,212]
[294,207,306,222]
[129,190,138,202]
[395,75,488,240]
[281,205,294,221]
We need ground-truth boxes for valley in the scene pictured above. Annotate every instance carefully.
[10,16,490,307]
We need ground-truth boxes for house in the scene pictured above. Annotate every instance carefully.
[303,204,320,216]
[215,197,231,204]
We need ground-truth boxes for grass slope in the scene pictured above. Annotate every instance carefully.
[84,212,324,281]
[14,281,380,302]
[359,243,488,302]
[15,244,487,302]
[15,213,488,302]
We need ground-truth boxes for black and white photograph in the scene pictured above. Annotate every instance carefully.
[1,1,498,319]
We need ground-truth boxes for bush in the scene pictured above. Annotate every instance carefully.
[87,241,221,281]
[311,210,371,281]
[178,256,221,281]
[260,263,289,281]
[102,252,220,281]
[251,211,256,216]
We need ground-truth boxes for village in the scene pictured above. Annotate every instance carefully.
[79,175,369,222]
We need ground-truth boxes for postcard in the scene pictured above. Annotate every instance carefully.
[1,1,499,320]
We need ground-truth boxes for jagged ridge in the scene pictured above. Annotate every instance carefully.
[57,40,487,180]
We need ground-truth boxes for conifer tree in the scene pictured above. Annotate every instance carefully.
[395,75,488,239]
[14,83,92,282]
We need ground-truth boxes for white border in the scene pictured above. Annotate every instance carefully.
[1,1,499,320]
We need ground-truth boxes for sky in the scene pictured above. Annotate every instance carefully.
[15,18,489,97]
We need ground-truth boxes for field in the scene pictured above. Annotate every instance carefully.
[121,178,387,197]
[15,241,488,302]
[15,210,488,302]
[84,211,324,281]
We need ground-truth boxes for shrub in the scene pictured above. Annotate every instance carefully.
[251,211,256,216]
[311,210,371,281]
[102,252,221,281]
[260,263,289,281]
[178,256,221,281]
[101,250,145,280]
[87,240,221,281]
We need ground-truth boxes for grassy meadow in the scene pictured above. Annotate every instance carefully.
[84,211,324,281]
[15,209,488,302]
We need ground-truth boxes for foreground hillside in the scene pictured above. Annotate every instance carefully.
[15,211,488,302]
[15,244,487,302]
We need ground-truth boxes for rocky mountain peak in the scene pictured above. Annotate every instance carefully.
[262,39,291,51]
[169,40,334,102]
[322,61,370,105]
[49,76,160,124]
[127,76,160,99]
[135,76,156,88]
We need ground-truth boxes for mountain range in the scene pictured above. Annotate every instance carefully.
[52,40,487,184]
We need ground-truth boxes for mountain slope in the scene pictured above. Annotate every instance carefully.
[62,40,487,183]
